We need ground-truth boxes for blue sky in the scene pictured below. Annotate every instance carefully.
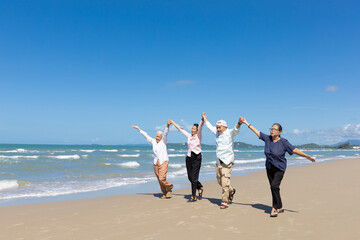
[1,0,359,145]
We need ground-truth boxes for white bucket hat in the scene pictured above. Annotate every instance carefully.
[216,120,228,127]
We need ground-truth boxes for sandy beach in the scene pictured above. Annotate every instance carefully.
[0,158,359,240]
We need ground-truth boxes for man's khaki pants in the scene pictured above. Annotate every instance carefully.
[216,161,234,205]
[153,160,173,196]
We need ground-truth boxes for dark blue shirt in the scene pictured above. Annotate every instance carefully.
[260,132,295,171]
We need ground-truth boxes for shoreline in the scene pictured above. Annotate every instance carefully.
[0,156,356,207]
[1,156,355,207]
[0,158,359,239]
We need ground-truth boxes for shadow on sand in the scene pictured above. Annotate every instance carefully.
[137,193,298,215]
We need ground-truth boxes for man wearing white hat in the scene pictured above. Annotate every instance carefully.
[202,112,242,209]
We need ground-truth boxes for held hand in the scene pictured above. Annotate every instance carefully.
[241,117,249,126]
[202,112,207,121]
[132,125,140,131]
[167,120,172,127]
[306,155,316,162]
[238,117,245,125]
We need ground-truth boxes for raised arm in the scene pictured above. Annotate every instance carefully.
[170,120,191,138]
[293,148,316,162]
[198,119,204,141]
[240,117,260,138]
[162,120,171,143]
[231,117,242,137]
[132,125,154,144]
[202,112,217,135]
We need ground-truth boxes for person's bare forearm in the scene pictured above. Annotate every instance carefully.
[240,118,260,138]
[293,148,316,162]
[170,120,180,130]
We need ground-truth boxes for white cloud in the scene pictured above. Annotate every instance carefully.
[154,124,167,131]
[342,123,360,135]
[286,123,360,144]
[292,129,310,135]
[325,85,339,92]
[179,119,193,131]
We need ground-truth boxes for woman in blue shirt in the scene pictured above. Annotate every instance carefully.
[240,117,315,217]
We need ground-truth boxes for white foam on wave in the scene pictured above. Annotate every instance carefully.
[168,168,187,178]
[0,155,39,159]
[0,176,157,200]
[118,154,140,158]
[0,180,19,191]
[168,154,185,157]
[202,150,216,153]
[105,161,140,168]
[0,148,39,153]
[232,166,265,171]
[169,164,184,169]
[80,150,96,153]
[234,158,265,164]
[168,149,175,152]
[51,155,81,160]
[100,149,118,152]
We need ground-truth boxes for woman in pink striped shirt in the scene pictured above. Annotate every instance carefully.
[170,119,204,202]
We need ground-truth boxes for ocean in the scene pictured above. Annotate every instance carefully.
[0,144,359,206]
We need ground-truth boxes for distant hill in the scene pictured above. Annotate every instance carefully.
[333,140,360,146]
[234,142,261,148]
[295,143,321,148]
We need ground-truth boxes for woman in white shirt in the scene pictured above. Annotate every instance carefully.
[170,119,204,202]
[132,121,173,199]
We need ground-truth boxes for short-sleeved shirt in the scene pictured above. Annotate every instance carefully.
[260,132,295,171]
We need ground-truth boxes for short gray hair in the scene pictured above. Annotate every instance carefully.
[156,131,163,136]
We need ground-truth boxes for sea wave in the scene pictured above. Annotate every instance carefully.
[80,150,96,153]
[168,154,185,157]
[232,166,265,172]
[0,148,41,153]
[99,149,118,152]
[234,158,265,164]
[0,180,19,191]
[51,155,81,160]
[0,155,39,159]
[118,154,140,158]
[168,164,184,169]
[168,168,187,178]
[0,177,157,200]
[105,161,140,168]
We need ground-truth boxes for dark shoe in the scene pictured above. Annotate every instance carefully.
[270,209,278,217]
[220,204,228,209]
[198,188,203,200]
[229,188,236,203]
[187,198,197,203]
[165,190,172,198]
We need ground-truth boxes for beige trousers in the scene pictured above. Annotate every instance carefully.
[153,160,173,195]
[216,161,234,205]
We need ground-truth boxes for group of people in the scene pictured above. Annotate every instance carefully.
[132,113,315,217]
